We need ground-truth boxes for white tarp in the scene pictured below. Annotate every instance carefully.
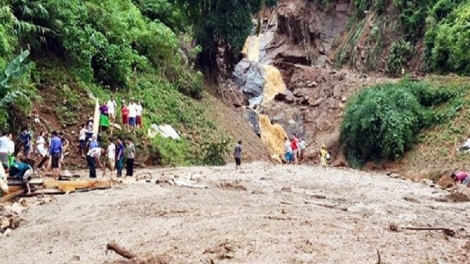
[148,124,180,140]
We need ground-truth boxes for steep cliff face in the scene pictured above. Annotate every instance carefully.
[226,0,398,164]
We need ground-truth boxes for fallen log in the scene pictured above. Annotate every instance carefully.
[106,241,136,259]
[0,189,24,202]
[390,224,455,236]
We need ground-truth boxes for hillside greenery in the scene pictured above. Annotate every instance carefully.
[340,80,464,168]
[0,0,271,165]
[340,0,470,77]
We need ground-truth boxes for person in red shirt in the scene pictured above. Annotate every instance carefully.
[451,171,470,186]
[121,101,129,130]
[291,134,299,165]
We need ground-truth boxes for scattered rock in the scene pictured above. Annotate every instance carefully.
[389,223,399,232]
[403,197,421,204]
[203,239,237,260]
[281,186,292,192]
[216,180,247,191]
[309,97,324,107]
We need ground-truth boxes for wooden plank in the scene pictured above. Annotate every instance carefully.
[0,189,24,202]
[7,178,44,186]
[93,97,100,136]
[42,179,112,192]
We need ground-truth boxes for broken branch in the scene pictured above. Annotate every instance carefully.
[106,241,136,259]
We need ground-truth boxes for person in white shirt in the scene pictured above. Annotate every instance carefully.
[136,101,143,128]
[107,96,117,123]
[128,99,137,129]
[106,137,116,177]
[36,131,47,157]
[0,131,10,169]
[86,147,105,178]
[79,124,87,158]
[284,137,292,164]
[298,138,306,161]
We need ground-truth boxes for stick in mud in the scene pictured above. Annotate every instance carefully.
[106,241,136,259]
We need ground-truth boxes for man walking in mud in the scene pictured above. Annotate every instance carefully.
[234,140,243,170]
[49,131,62,180]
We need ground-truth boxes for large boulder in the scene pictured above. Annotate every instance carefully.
[232,59,266,98]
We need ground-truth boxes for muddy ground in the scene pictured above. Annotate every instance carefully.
[1,162,469,264]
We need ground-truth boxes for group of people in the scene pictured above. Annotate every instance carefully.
[233,134,330,169]
[84,136,136,179]
[284,134,306,165]
[97,96,144,132]
[0,129,70,194]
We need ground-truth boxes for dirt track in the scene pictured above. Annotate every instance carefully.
[1,162,469,264]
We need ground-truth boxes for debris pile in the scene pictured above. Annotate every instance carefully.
[0,204,25,237]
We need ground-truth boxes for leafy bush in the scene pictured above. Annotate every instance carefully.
[340,80,455,168]
[386,40,414,76]
[425,2,470,75]
[201,139,230,166]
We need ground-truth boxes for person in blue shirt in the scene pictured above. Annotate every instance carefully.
[20,127,31,159]
[115,137,124,177]
[9,161,33,194]
[48,131,62,180]
[89,135,99,151]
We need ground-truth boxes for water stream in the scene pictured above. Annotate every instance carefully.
[241,32,289,158]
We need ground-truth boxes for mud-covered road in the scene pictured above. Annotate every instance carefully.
[1,162,469,264]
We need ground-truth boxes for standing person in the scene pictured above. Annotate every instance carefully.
[106,137,115,177]
[36,131,47,157]
[0,131,10,169]
[48,131,62,180]
[291,134,299,165]
[451,171,470,186]
[79,124,87,158]
[36,131,47,170]
[7,133,15,167]
[86,118,94,138]
[284,137,292,164]
[298,138,306,162]
[125,137,135,177]
[89,135,99,151]
[59,132,69,170]
[319,144,329,167]
[136,101,143,128]
[121,101,129,130]
[86,147,105,178]
[99,101,110,131]
[107,96,117,123]
[234,140,243,170]
[115,137,124,178]
[20,127,32,159]
[128,99,137,130]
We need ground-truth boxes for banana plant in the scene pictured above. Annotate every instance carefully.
[0,49,34,107]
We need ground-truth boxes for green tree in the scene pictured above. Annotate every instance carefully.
[176,0,273,79]
[340,80,454,167]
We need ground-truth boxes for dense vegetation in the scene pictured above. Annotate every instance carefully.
[340,80,461,168]
[0,0,271,165]
[339,0,470,77]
